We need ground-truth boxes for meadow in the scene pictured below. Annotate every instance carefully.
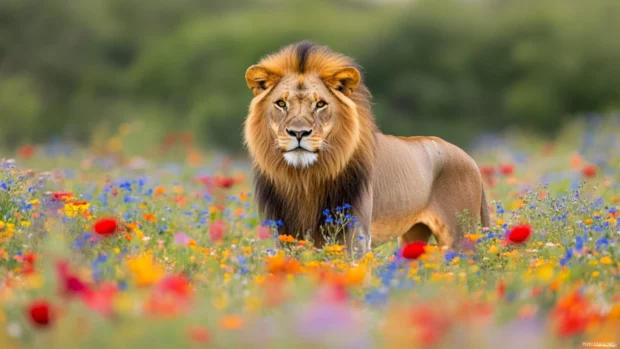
[0,116,618,349]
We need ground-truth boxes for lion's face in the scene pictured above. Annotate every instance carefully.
[244,42,372,179]
[266,74,339,168]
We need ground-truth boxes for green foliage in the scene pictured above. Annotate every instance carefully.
[1,0,619,150]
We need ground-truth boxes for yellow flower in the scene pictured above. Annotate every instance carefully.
[584,218,593,226]
[496,219,504,226]
[488,245,499,254]
[600,256,612,265]
[536,265,554,282]
[107,137,122,153]
[325,245,345,254]
[591,271,600,278]
[126,253,165,287]
[64,202,90,218]
[20,221,30,227]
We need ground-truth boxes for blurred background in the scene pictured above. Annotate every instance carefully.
[1,0,619,154]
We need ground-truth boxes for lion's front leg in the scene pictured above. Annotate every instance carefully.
[345,189,373,260]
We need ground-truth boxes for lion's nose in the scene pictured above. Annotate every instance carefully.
[286,128,313,141]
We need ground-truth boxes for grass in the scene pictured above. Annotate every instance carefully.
[0,116,619,348]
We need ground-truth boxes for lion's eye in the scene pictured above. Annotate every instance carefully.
[316,101,327,109]
[275,100,287,108]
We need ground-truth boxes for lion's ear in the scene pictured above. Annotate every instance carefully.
[245,65,280,96]
[324,67,360,97]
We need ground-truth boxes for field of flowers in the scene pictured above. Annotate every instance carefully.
[0,117,619,349]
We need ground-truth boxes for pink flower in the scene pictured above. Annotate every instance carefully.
[257,226,271,240]
[174,232,191,246]
[209,220,225,242]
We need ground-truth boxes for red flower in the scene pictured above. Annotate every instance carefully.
[56,261,90,298]
[51,191,73,201]
[497,281,506,298]
[499,163,514,176]
[479,165,496,178]
[22,252,37,265]
[93,217,118,236]
[157,275,192,300]
[27,300,53,328]
[20,252,38,275]
[82,282,118,317]
[18,144,35,159]
[401,241,426,260]
[507,224,532,243]
[209,220,225,242]
[581,164,597,178]
[215,176,235,189]
[188,326,211,343]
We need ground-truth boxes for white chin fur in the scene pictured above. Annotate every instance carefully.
[283,151,318,168]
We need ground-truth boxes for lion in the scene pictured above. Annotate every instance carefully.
[244,41,490,255]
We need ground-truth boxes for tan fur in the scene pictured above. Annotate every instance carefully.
[244,42,489,251]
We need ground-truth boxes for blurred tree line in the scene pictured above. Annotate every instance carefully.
[1,0,619,151]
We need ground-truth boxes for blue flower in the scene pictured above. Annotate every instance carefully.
[560,249,573,266]
[342,204,352,209]
[575,236,584,251]
[322,209,330,216]
[325,216,334,224]
[595,237,609,251]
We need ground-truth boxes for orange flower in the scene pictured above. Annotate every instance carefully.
[154,186,165,196]
[219,315,244,330]
[278,234,296,243]
[143,213,157,223]
[266,252,302,275]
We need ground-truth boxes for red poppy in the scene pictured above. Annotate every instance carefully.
[215,176,235,189]
[209,220,225,242]
[51,191,73,201]
[507,224,532,243]
[56,261,91,297]
[497,281,506,298]
[581,164,597,178]
[401,241,426,260]
[499,163,514,176]
[27,300,53,327]
[480,165,495,177]
[93,217,118,236]
[157,275,192,300]
[82,282,118,317]
[22,252,37,265]
[18,144,35,159]
[188,326,211,343]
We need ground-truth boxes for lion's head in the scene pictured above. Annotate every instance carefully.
[244,41,376,183]
[243,41,377,242]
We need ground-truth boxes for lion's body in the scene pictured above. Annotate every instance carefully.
[244,41,489,252]
[370,134,489,247]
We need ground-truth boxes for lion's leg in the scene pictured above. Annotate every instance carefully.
[397,223,432,247]
[346,188,373,259]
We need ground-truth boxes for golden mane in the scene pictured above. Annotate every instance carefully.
[244,41,378,244]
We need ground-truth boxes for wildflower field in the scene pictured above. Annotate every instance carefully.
[0,117,619,349]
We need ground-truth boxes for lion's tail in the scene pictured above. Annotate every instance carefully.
[480,186,491,228]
